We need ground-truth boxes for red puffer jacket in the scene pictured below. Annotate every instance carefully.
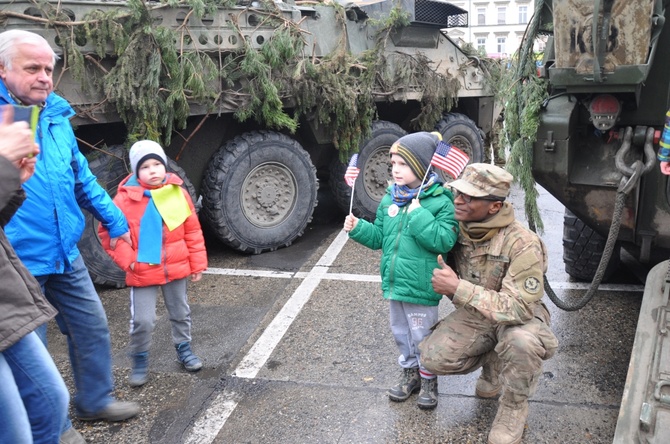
[99,172,207,287]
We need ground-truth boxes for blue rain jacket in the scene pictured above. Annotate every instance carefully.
[1,80,128,275]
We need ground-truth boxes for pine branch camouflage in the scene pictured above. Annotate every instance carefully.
[41,0,472,156]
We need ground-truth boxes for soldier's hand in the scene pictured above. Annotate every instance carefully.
[432,254,460,298]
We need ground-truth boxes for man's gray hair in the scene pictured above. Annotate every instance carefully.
[0,30,58,69]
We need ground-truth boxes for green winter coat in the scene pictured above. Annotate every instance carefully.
[349,183,459,306]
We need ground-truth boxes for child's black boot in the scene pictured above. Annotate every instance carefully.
[417,377,438,409]
[388,367,420,401]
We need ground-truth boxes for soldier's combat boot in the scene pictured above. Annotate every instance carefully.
[476,350,502,398]
[416,377,438,409]
[488,393,529,444]
[387,367,420,402]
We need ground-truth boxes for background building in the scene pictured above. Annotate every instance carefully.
[446,0,544,60]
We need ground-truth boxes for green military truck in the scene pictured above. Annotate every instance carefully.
[522,0,670,441]
[0,0,498,287]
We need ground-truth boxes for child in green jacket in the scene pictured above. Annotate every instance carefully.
[344,131,459,409]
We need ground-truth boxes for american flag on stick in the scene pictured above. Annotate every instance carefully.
[344,154,360,187]
[430,141,470,179]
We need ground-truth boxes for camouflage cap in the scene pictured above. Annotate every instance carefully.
[449,163,513,198]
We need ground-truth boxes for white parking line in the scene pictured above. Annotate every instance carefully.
[185,230,350,444]
[205,268,297,279]
[187,232,643,443]
[546,282,643,292]
[204,268,642,292]
[233,230,349,378]
[183,392,239,444]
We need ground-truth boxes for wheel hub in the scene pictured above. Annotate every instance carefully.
[449,136,473,158]
[242,163,296,228]
[363,147,391,201]
[256,185,279,210]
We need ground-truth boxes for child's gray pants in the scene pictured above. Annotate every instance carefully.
[389,299,438,375]
[128,278,192,354]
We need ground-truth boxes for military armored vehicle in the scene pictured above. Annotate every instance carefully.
[519,0,670,441]
[0,0,497,287]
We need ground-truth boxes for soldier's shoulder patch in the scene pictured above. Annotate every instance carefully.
[523,276,541,294]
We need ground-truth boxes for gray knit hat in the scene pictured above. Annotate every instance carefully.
[129,140,167,177]
[389,131,442,179]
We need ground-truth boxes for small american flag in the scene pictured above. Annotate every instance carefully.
[344,154,360,187]
[430,141,470,179]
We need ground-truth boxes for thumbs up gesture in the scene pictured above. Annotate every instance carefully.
[431,254,459,298]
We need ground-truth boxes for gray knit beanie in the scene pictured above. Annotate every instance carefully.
[389,131,442,179]
[129,140,167,177]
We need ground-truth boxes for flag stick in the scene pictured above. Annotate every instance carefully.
[416,166,432,199]
[344,153,360,215]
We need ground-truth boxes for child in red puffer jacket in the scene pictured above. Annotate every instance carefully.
[99,140,207,387]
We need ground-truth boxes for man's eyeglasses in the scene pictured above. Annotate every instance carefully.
[453,190,505,203]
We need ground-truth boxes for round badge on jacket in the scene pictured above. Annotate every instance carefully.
[388,204,399,217]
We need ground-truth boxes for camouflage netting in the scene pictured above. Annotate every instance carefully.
[497,0,549,232]
[5,0,473,159]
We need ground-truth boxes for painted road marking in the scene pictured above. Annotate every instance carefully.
[204,269,643,292]
[185,230,350,443]
[233,229,349,378]
[184,393,239,444]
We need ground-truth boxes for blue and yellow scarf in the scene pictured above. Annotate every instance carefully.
[390,172,440,207]
[126,175,192,264]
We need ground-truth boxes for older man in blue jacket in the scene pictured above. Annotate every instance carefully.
[0,29,140,430]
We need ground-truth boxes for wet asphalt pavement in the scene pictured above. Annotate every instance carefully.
[46,184,643,443]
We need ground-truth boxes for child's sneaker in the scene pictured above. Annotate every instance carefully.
[388,367,420,402]
[175,342,203,371]
[129,351,149,387]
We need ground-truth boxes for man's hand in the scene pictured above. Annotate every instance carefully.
[0,105,39,165]
[661,161,670,176]
[432,254,460,297]
[191,272,202,282]
[17,156,37,183]
[110,231,133,250]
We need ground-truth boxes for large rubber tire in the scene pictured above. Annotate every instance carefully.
[79,145,196,288]
[201,131,318,254]
[329,121,406,221]
[434,113,483,181]
[563,209,620,282]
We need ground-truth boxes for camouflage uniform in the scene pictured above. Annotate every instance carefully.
[419,162,558,443]
[419,217,558,398]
